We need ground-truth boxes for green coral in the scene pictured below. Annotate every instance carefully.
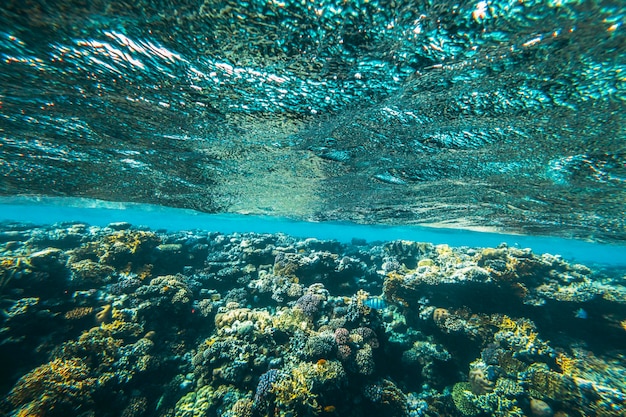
[174,385,215,417]
[453,375,525,417]
[452,382,480,416]
[472,378,525,417]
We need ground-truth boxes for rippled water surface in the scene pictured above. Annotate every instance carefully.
[1,0,625,241]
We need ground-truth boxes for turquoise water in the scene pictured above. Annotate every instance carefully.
[1,197,626,267]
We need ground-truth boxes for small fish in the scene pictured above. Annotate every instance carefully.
[363,296,387,310]
[574,308,588,319]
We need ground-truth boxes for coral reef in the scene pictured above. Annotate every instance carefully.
[1,223,625,417]
[5,358,98,417]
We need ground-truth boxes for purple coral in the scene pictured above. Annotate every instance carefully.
[110,277,141,295]
[254,369,280,405]
[295,293,323,316]
[354,327,379,349]
[334,328,350,345]
[337,344,352,361]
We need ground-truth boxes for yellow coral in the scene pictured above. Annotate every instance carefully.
[417,258,435,267]
[479,248,507,260]
[272,360,345,415]
[382,271,409,306]
[203,337,218,349]
[0,254,32,296]
[96,230,160,273]
[69,259,115,283]
[499,316,517,331]
[555,353,577,376]
[96,304,112,323]
[105,230,160,254]
[498,351,526,374]
[436,244,452,256]
[494,315,544,354]
[174,385,214,417]
[64,306,94,320]
[100,319,144,339]
[230,398,254,417]
[525,364,580,404]
[272,365,320,413]
[271,307,310,333]
[7,358,97,417]
[136,264,153,280]
[477,248,521,281]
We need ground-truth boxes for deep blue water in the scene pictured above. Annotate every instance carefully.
[2,197,625,267]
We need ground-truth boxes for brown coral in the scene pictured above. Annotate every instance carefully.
[433,308,450,325]
[468,363,494,395]
[69,259,115,284]
[64,306,94,320]
[230,398,254,417]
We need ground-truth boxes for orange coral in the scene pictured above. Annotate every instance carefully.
[6,358,96,417]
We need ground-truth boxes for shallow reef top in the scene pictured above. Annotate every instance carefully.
[1,0,625,241]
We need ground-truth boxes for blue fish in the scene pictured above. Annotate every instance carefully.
[363,296,388,310]
[574,308,588,319]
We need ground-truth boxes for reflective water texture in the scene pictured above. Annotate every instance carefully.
[0,0,624,241]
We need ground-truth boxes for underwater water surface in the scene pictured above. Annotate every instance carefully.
[1,1,626,417]
[1,0,625,241]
